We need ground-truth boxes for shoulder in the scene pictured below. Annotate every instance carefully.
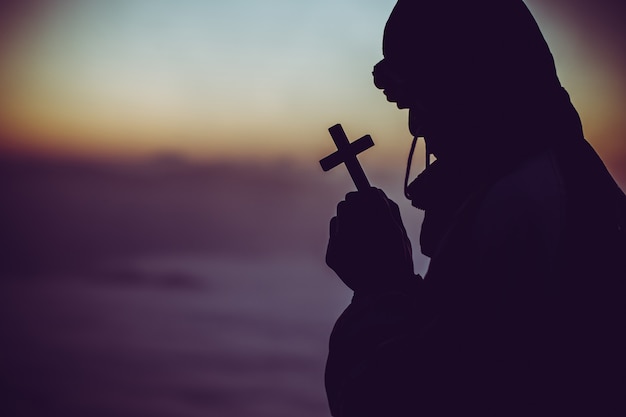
[472,150,566,268]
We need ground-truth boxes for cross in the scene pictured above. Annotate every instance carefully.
[319,123,374,192]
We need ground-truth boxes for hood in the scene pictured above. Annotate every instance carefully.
[381,0,581,165]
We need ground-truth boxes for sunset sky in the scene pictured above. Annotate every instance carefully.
[0,0,624,170]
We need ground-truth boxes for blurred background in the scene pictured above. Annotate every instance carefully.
[0,1,624,416]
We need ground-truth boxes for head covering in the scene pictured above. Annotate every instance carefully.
[383,0,559,87]
[380,0,585,256]
[380,0,581,164]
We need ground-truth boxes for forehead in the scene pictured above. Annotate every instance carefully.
[382,2,464,66]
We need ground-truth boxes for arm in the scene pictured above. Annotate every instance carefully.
[324,188,424,416]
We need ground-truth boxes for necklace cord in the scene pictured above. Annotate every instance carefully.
[404,135,419,199]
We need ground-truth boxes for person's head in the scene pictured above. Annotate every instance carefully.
[373,0,568,163]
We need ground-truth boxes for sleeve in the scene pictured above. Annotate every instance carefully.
[325,286,425,417]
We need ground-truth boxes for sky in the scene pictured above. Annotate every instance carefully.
[0,0,625,171]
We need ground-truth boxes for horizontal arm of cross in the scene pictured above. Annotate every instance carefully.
[320,134,374,172]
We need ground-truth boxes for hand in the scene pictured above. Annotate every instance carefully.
[326,187,415,294]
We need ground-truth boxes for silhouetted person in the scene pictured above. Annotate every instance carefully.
[324,1,626,415]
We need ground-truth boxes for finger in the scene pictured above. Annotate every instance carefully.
[344,191,360,202]
[336,200,364,234]
[344,191,367,208]
[374,187,388,200]
[366,188,400,221]
[329,216,338,237]
[345,188,388,216]
[336,200,348,219]
[339,195,370,220]
[345,187,379,203]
